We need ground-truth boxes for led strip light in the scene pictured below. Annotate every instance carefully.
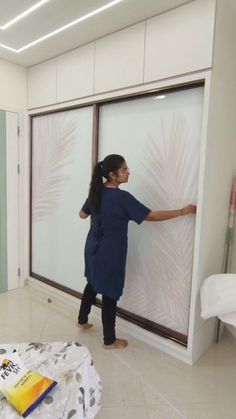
[0,0,123,53]
[0,0,51,30]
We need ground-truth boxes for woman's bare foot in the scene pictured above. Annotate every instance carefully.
[77,322,93,329]
[103,338,128,349]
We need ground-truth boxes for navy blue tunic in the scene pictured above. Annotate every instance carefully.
[81,187,151,300]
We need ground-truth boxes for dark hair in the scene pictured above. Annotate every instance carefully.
[88,154,125,212]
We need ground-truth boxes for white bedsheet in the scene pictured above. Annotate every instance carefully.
[200,274,236,326]
[0,341,102,419]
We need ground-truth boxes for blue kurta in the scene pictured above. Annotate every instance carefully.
[81,187,151,300]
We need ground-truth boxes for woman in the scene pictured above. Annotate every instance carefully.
[78,154,196,349]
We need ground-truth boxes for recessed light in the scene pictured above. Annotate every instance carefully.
[0,0,51,30]
[153,95,166,100]
[0,0,124,53]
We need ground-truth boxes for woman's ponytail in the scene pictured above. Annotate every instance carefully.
[88,162,103,212]
[88,154,125,212]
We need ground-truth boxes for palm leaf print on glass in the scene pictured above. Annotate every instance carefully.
[32,112,77,222]
[122,113,199,335]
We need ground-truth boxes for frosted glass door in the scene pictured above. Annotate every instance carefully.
[31,107,93,293]
[98,87,203,336]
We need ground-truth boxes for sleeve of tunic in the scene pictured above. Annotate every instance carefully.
[122,191,151,224]
[81,198,91,215]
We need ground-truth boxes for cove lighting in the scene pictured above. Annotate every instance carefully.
[0,43,16,52]
[0,0,51,30]
[0,0,124,53]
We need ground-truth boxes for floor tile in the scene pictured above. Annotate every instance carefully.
[1,286,236,419]
[96,406,149,419]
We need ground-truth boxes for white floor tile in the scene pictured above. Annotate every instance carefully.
[1,286,236,419]
[147,403,187,419]
[172,402,236,419]
[96,406,149,419]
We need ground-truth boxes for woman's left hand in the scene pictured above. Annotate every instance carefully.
[182,204,197,216]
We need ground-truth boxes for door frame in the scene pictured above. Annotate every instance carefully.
[0,110,20,291]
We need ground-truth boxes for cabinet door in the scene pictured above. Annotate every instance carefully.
[0,110,19,292]
[98,86,203,339]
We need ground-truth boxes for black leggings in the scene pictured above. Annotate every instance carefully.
[78,282,117,345]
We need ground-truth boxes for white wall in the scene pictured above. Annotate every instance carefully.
[28,0,216,109]
[0,59,27,110]
[230,217,236,272]
[190,0,236,358]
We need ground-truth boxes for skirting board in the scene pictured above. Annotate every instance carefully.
[27,276,197,365]
[225,324,236,339]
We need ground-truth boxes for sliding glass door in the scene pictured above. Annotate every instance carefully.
[98,86,203,339]
[31,106,93,293]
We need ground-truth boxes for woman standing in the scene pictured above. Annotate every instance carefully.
[78,154,196,349]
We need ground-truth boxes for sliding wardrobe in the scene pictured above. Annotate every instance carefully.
[31,83,204,344]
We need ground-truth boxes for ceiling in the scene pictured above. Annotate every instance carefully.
[0,0,193,68]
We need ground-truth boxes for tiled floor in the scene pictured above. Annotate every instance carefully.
[1,286,236,419]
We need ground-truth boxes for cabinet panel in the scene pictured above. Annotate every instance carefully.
[144,0,215,82]
[28,59,57,108]
[95,23,145,93]
[57,43,94,102]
